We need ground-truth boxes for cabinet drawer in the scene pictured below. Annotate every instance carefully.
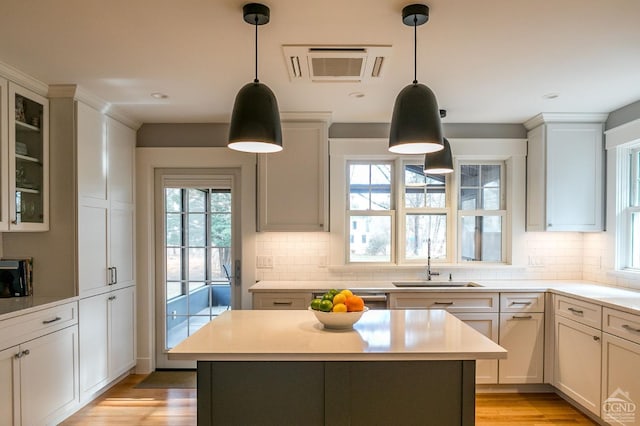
[500,292,545,313]
[555,295,601,329]
[252,293,312,310]
[389,293,499,313]
[0,301,78,350]
[603,307,640,345]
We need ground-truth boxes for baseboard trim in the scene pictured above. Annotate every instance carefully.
[136,357,153,374]
[476,383,555,393]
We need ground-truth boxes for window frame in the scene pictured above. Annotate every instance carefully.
[619,145,640,271]
[456,160,507,264]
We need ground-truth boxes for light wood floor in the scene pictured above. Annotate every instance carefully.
[62,374,596,425]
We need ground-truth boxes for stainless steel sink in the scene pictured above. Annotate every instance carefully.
[392,281,482,288]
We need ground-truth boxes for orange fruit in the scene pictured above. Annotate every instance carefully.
[332,303,347,313]
[345,295,365,312]
[332,293,347,305]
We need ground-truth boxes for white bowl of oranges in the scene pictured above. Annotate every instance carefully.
[309,289,368,329]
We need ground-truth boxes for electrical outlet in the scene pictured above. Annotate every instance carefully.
[256,255,274,269]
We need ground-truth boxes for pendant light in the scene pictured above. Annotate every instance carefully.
[228,3,283,153]
[424,137,453,174]
[389,4,443,154]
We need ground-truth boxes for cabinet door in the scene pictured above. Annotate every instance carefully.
[79,294,109,399]
[258,121,328,231]
[454,313,499,384]
[76,101,107,201]
[109,286,136,378]
[20,325,79,426]
[252,292,313,310]
[554,315,602,416]
[8,83,49,231]
[107,117,135,287]
[546,123,604,231]
[0,345,19,426]
[0,78,8,231]
[499,313,544,383]
[601,333,640,425]
[78,201,109,295]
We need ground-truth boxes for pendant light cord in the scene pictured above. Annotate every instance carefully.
[254,17,259,83]
[413,15,418,84]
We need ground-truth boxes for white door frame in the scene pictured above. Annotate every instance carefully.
[135,148,257,373]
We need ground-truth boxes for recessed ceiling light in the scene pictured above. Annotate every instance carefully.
[151,92,169,99]
[542,92,559,100]
[349,92,365,98]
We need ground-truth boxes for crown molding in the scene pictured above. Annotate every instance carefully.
[524,112,609,130]
[0,61,49,96]
[280,111,332,124]
[48,84,141,130]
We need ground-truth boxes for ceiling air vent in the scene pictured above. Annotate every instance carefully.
[282,45,392,82]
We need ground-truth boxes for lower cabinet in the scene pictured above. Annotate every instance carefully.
[554,315,602,416]
[252,292,313,310]
[0,325,79,426]
[498,313,544,383]
[79,285,136,402]
[601,333,640,424]
[453,313,499,384]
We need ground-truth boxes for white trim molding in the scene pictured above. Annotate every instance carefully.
[0,60,49,96]
[605,117,640,150]
[524,113,609,130]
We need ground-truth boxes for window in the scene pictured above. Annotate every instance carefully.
[347,162,394,263]
[627,147,640,269]
[402,164,449,261]
[458,163,505,262]
[165,188,232,299]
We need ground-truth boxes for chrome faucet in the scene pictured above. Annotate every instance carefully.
[426,238,439,281]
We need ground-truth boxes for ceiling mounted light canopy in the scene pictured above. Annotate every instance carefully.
[228,3,283,153]
[388,4,443,154]
[424,137,453,174]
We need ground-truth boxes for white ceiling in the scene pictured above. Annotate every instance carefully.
[1,0,639,125]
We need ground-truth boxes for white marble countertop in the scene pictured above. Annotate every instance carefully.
[168,309,507,362]
[250,280,640,316]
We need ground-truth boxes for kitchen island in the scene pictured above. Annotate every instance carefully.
[169,309,506,426]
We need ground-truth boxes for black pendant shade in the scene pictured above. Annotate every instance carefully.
[228,81,282,153]
[389,4,444,154]
[389,82,444,154]
[227,3,283,153]
[424,137,453,174]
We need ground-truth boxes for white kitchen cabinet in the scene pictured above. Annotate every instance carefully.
[77,102,135,297]
[454,313,499,384]
[601,333,640,424]
[0,345,19,426]
[258,120,329,231]
[79,285,136,401]
[554,314,602,416]
[20,325,78,426]
[252,292,314,310]
[0,82,49,231]
[0,300,79,426]
[499,313,544,384]
[526,120,604,231]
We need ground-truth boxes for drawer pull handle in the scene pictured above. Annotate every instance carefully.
[42,316,61,324]
[433,302,454,306]
[593,336,600,342]
[568,307,584,315]
[622,324,640,333]
[511,315,533,320]
[15,349,31,359]
[510,301,532,306]
[108,295,117,301]
[273,301,293,306]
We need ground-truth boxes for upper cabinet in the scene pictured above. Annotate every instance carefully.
[258,119,329,231]
[0,81,49,231]
[525,114,606,232]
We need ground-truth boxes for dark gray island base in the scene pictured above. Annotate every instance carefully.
[196,359,476,426]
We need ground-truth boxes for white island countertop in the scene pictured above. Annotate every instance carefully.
[168,309,507,362]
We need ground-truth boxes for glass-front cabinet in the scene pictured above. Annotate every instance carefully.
[7,82,48,231]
